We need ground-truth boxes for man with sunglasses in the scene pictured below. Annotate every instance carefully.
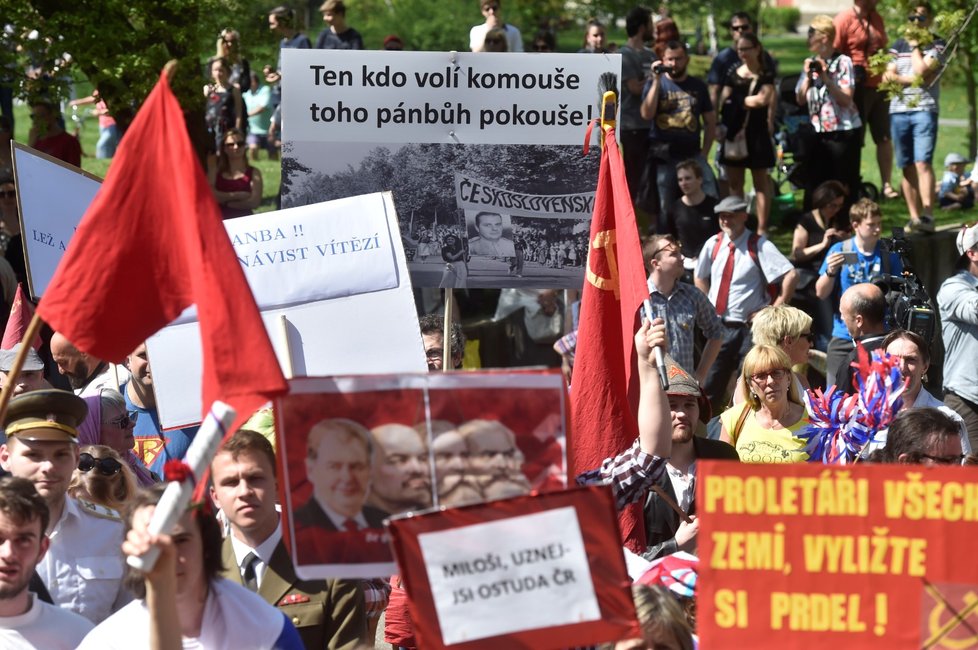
[0,477,94,649]
[707,13,778,117]
[0,390,129,624]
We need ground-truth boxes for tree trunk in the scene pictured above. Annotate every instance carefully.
[966,49,978,158]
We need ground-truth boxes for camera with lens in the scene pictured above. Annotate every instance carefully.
[809,59,822,76]
[873,229,936,342]
[655,64,675,76]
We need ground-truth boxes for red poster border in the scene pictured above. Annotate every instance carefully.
[387,485,638,650]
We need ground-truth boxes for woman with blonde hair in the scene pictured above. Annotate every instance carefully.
[613,584,695,650]
[69,444,138,512]
[719,345,809,463]
[216,29,251,93]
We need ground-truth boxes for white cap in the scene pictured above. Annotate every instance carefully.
[956,224,978,256]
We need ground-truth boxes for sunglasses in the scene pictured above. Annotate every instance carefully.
[78,453,123,476]
[808,26,819,37]
[0,190,14,199]
[225,141,245,148]
[485,38,504,45]
[108,411,139,429]
[800,332,815,343]
[908,14,927,22]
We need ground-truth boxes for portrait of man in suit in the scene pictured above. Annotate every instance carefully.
[210,429,367,649]
[467,211,517,258]
[297,418,389,531]
[368,423,432,513]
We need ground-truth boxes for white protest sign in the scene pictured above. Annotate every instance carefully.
[11,143,102,298]
[147,192,426,429]
[283,50,620,145]
[418,506,599,644]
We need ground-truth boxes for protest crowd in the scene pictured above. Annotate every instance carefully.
[0,0,977,648]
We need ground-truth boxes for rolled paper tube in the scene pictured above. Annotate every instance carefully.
[126,400,236,572]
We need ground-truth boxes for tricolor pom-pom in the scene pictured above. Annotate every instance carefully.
[798,345,907,464]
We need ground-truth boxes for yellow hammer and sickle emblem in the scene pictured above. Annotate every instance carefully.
[586,229,620,300]
[924,585,978,649]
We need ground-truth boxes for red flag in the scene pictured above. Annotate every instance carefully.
[36,72,287,426]
[2,284,41,350]
[569,127,650,552]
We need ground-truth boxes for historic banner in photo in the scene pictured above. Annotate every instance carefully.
[277,371,567,579]
[698,460,978,650]
[386,486,637,649]
[281,49,619,289]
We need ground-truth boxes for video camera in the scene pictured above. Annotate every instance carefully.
[654,64,675,76]
[873,228,937,342]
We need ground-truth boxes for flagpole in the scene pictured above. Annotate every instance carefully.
[277,315,295,378]
[0,312,43,425]
[442,290,453,371]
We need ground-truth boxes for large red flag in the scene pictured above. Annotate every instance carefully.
[569,127,650,552]
[2,284,41,350]
[37,71,287,426]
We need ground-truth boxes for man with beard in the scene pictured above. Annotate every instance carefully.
[49,333,128,398]
[0,390,129,624]
[122,343,197,475]
[641,357,739,559]
[458,419,530,498]
[367,424,432,513]
[0,477,93,648]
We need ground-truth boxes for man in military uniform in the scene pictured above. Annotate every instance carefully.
[210,429,367,649]
[0,389,130,623]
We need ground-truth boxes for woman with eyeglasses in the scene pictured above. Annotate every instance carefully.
[69,444,138,512]
[209,127,263,220]
[795,15,863,214]
[77,390,159,487]
[740,305,816,400]
[718,32,776,235]
[719,345,810,463]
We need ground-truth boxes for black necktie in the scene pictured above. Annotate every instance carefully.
[242,552,259,592]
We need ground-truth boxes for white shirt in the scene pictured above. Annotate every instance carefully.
[77,578,288,650]
[37,497,130,623]
[75,363,131,398]
[0,594,93,650]
[666,461,696,513]
[318,497,370,530]
[229,524,282,589]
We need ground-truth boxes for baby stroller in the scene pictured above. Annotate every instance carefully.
[773,73,879,203]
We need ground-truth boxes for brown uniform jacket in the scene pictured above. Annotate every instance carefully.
[220,536,367,650]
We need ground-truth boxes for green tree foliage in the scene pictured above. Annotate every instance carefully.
[1,0,239,131]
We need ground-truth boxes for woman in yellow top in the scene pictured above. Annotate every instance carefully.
[719,345,810,463]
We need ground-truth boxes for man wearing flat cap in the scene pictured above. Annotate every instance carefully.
[0,344,51,399]
[695,196,797,411]
[0,390,129,624]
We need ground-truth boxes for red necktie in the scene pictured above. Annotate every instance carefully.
[342,518,359,532]
[714,241,737,316]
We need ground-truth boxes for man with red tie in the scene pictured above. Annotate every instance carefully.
[695,195,797,412]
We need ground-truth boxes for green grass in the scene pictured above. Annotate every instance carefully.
[11,101,281,213]
[10,36,973,239]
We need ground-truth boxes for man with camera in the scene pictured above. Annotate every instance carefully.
[937,225,978,452]
[815,198,902,383]
[641,40,718,234]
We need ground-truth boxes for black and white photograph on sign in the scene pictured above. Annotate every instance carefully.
[281,141,597,289]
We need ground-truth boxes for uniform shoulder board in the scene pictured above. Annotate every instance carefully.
[77,498,123,522]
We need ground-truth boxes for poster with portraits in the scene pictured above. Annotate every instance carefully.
[280,49,618,289]
[276,371,567,579]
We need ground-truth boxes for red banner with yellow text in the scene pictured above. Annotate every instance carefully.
[698,460,978,649]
